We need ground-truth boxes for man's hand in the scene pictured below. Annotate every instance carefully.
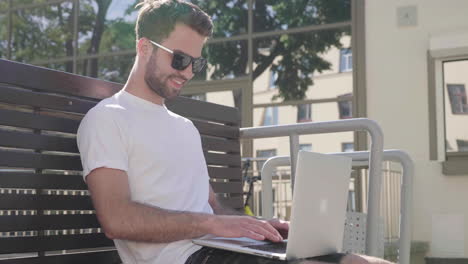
[266,218,289,239]
[205,215,285,242]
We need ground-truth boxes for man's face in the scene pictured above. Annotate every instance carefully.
[144,24,206,99]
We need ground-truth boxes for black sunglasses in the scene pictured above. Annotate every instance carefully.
[149,40,207,74]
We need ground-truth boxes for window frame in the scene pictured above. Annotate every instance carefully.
[428,32,468,175]
[338,93,353,119]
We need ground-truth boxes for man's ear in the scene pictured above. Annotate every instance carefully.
[136,38,153,60]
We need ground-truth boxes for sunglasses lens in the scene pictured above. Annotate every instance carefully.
[192,58,207,73]
[172,51,206,74]
[172,52,192,70]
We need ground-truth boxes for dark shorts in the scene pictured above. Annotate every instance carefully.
[185,247,346,264]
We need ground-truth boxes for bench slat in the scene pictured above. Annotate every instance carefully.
[0,150,82,170]
[192,120,239,139]
[0,130,78,153]
[0,194,93,210]
[0,84,97,114]
[201,136,240,154]
[0,250,120,264]
[210,181,243,194]
[218,196,244,209]
[0,215,100,232]
[0,233,114,254]
[204,152,241,167]
[208,167,242,180]
[0,59,121,100]
[0,109,80,134]
[0,172,86,190]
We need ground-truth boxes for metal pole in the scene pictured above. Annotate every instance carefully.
[241,0,254,159]
[7,0,12,60]
[73,0,79,74]
[289,133,299,190]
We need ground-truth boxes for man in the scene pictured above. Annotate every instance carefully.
[77,1,392,263]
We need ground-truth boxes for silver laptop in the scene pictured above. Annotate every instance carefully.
[193,151,352,261]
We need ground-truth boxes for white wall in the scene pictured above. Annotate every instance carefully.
[366,0,468,257]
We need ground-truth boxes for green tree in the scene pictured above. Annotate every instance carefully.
[192,0,351,108]
[0,11,8,58]
[80,0,113,77]
[9,1,75,71]
[97,18,136,83]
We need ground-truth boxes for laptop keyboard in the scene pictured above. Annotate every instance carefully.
[244,241,287,253]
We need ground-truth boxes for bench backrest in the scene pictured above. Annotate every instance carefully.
[0,59,242,263]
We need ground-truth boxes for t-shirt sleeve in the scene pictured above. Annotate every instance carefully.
[77,106,129,181]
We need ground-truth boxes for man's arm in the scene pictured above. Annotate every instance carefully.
[87,167,284,243]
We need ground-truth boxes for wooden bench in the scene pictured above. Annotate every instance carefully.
[0,59,244,263]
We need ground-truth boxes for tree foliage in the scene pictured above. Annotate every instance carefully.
[192,0,351,104]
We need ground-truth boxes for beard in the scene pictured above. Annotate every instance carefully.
[144,52,183,99]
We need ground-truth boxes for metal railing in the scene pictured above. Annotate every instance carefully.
[260,150,413,264]
[240,118,384,256]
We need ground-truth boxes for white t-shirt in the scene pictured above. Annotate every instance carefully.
[77,90,213,264]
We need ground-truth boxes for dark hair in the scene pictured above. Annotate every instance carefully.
[135,0,213,42]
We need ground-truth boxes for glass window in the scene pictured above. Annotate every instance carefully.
[443,60,468,153]
[297,104,311,122]
[342,142,354,152]
[447,84,468,114]
[340,48,352,72]
[299,144,312,151]
[457,140,468,152]
[338,93,352,119]
[256,149,277,172]
[253,0,351,33]
[10,1,75,63]
[262,107,278,126]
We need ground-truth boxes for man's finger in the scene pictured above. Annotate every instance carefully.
[245,223,282,242]
[259,221,283,239]
[242,228,265,241]
[269,219,290,230]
